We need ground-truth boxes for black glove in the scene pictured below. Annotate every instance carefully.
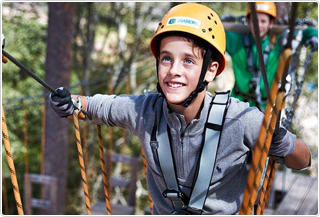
[305,36,318,52]
[269,127,296,157]
[49,87,74,118]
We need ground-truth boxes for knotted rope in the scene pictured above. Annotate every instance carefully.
[240,48,292,215]
[97,124,112,214]
[2,105,24,215]
[72,109,91,214]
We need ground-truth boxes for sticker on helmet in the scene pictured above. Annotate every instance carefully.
[167,17,201,29]
[255,4,269,11]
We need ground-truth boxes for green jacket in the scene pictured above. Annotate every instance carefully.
[226,27,318,109]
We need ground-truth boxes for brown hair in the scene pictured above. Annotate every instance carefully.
[155,31,219,66]
[247,14,276,49]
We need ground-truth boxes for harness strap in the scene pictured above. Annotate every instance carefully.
[157,112,186,210]
[244,34,255,74]
[243,34,270,110]
[153,91,230,214]
[188,91,230,212]
[244,34,270,78]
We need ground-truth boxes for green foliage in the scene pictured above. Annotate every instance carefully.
[2,3,47,98]
[297,2,318,20]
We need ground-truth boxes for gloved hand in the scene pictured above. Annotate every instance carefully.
[49,87,74,118]
[269,127,296,157]
[305,36,318,52]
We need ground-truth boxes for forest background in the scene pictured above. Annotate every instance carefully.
[1,2,318,215]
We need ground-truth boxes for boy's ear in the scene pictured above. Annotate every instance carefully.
[205,61,219,83]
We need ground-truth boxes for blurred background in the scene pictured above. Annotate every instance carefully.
[2,2,318,215]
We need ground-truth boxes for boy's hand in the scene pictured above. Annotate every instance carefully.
[305,36,318,52]
[269,127,295,157]
[49,87,74,118]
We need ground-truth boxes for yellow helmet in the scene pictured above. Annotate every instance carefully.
[149,3,226,75]
[246,2,277,20]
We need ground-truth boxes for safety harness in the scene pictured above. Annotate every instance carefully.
[150,91,230,214]
[240,34,270,111]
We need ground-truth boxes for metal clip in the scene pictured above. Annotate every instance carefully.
[72,96,83,112]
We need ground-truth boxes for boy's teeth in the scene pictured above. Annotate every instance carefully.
[169,83,182,88]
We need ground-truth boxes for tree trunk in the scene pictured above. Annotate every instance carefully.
[275,2,290,23]
[44,2,75,214]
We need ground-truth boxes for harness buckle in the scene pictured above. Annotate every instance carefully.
[162,189,185,201]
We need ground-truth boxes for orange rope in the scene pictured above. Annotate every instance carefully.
[72,109,91,215]
[81,120,90,202]
[80,89,89,174]
[256,157,277,215]
[97,125,112,214]
[79,89,91,202]
[140,148,153,215]
[82,121,89,173]
[240,48,292,215]
[2,105,24,215]
[107,126,113,198]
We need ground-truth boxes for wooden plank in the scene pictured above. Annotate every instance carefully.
[264,170,298,213]
[272,170,298,192]
[263,207,274,215]
[112,177,130,188]
[275,174,314,215]
[30,198,51,209]
[24,173,58,214]
[296,177,318,215]
[223,22,306,35]
[84,201,135,215]
[28,173,57,185]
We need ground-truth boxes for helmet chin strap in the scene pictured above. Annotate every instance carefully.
[156,48,212,108]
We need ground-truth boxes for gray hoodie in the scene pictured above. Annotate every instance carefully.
[86,91,293,215]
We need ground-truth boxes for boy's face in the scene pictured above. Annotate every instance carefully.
[158,35,218,106]
[248,12,274,39]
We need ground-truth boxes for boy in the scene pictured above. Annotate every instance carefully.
[226,2,318,110]
[49,3,310,215]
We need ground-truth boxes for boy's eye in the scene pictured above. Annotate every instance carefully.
[162,56,171,62]
[184,59,193,64]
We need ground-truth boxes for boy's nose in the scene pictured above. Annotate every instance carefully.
[169,62,182,76]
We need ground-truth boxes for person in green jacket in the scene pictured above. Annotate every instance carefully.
[226,2,318,110]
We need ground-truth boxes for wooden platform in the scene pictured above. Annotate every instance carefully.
[86,170,318,215]
[264,170,318,215]
[82,201,134,215]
